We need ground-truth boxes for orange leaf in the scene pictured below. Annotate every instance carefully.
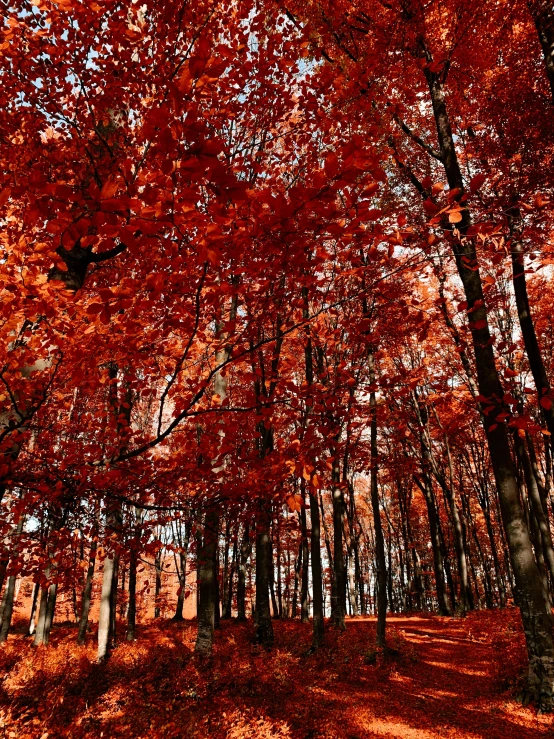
[100,178,119,199]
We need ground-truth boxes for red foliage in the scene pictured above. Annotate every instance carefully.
[0,611,550,739]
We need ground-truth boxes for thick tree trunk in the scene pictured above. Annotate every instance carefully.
[195,507,219,656]
[97,547,119,661]
[530,0,554,102]
[422,58,554,707]
[255,509,274,647]
[42,582,58,645]
[0,575,17,643]
[0,514,25,644]
[33,585,49,647]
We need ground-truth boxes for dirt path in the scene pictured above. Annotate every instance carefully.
[0,610,552,738]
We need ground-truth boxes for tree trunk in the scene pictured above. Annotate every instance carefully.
[42,582,58,645]
[268,531,279,619]
[368,350,387,646]
[415,474,452,616]
[126,549,137,641]
[516,434,554,582]
[0,514,25,644]
[236,524,250,621]
[173,552,187,622]
[213,539,221,630]
[310,488,325,649]
[422,56,554,706]
[195,507,219,656]
[255,508,274,647]
[530,0,554,103]
[291,538,301,619]
[510,216,554,445]
[27,581,39,637]
[97,546,118,661]
[77,536,97,644]
[331,455,346,630]
[154,551,162,618]
[33,584,49,647]
[0,575,17,643]
[172,517,191,621]
[300,492,310,623]
[276,524,283,619]
[223,537,237,619]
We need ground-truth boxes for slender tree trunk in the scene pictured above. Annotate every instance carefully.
[154,552,162,619]
[126,549,137,640]
[319,491,335,608]
[276,524,283,619]
[173,551,188,622]
[237,524,250,621]
[510,214,554,444]
[223,537,237,619]
[213,540,221,630]
[331,453,346,630]
[416,474,452,616]
[77,536,98,644]
[442,430,472,613]
[300,493,310,623]
[268,532,279,619]
[172,518,191,621]
[368,350,387,646]
[516,434,554,581]
[291,538,301,619]
[356,541,366,614]
[309,489,325,649]
[119,564,126,619]
[27,581,39,637]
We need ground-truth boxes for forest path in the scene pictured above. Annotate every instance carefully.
[0,609,552,738]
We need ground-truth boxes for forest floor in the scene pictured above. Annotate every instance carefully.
[0,609,552,739]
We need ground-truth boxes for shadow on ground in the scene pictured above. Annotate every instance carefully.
[0,611,550,739]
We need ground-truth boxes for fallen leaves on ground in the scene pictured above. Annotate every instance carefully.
[0,609,551,739]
